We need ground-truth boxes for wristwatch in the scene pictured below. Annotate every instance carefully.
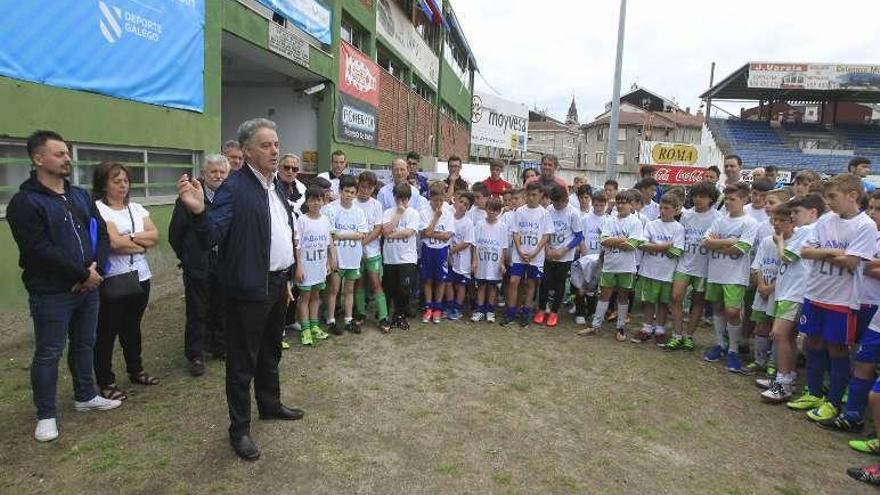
[129,233,136,241]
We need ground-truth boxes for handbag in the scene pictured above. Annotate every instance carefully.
[100,205,144,299]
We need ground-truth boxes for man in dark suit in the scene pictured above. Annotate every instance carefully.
[177,119,302,460]
[169,154,230,376]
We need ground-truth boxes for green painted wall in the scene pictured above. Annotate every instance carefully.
[439,60,472,121]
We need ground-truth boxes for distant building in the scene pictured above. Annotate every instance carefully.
[526,96,586,175]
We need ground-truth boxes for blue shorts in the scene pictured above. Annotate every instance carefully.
[798,299,857,346]
[449,271,471,286]
[857,305,879,344]
[857,330,880,364]
[419,245,450,282]
[476,278,500,286]
[509,263,543,280]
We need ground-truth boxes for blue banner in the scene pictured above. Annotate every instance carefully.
[0,0,205,112]
[256,0,331,45]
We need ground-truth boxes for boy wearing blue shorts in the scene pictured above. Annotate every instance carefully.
[448,191,475,321]
[503,182,552,327]
[419,182,455,324]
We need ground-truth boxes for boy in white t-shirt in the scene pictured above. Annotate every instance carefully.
[472,198,508,323]
[535,185,583,328]
[701,183,759,373]
[467,182,489,226]
[573,190,606,326]
[381,183,423,331]
[322,176,368,334]
[748,226,780,374]
[631,193,685,345]
[503,182,553,327]
[295,186,336,345]
[420,182,456,324]
[635,177,660,221]
[448,191,476,321]
[353,171,390,333]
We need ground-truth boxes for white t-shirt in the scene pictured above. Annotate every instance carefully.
[857,235,880,306]
[355,197,384,259]
[744,204,769,225]
[704,213,759,286]
[676,208,720,278]
[581,212,604,256]
[805,211,877,308]
[600,213,644,274]
[96,201,152,281]
[568,193,580,210]
[316,171,344,197]
[642,201,660,222]
[377,183,425,211]
[547,204,583,263]
[468,206,488,226]
[295,214,333,286]
[636,219,685,282]
[509,205,554,267]
[381,207,422,264]
[420,203,456,249]
[322,201,368,270]
[775,225,814,304]
[750,235,780,312]
[451,215,475,276]
[475,219,508,281]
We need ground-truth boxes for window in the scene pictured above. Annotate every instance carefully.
[0,142,30,207]
[411,77,434,102]
[377,45,407,81]
[618,127,627,141]
[341,16,366,52]
[597,126,606,141]
[414,9,440,54]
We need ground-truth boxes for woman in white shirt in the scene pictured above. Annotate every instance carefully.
[92,162,159,401]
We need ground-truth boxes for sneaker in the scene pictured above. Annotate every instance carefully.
[615,328,627,342]
[663,335,684,350]
[432,309,442,324]
[500,313,516,327]
[761,381,794,403]
[344,320,357,334]
[578,326,600,336]
[846,464,880,486]
[354,313,367,326]
[471,312,485,322]
[818,414,865,432]
[519,312,530,328]
[850,438,880,455]
[807,401,838,422]
[301,328,314,345]
[742,362,766,375]
[441,309,449,320]
[397,317,410,331]
[726,352,744,373]
[188,358,206,377]
[755,377,774,390]
[787,392,825,411]
[74,395,122,412]
[34,418,58,442]
[533,311,546,325]
[703,345,726,362]
[574,316,587,325]
[486,312,496,323]
[312,325,330,340]
[653,333,668,347]
[280,340,291,350]
[422,309,433,324]
[630,330,653,343]
[681,336,695,351]
[546,313,559,327]
[379,318,391,333]
[568,304,577,315]
[448,309,461,321]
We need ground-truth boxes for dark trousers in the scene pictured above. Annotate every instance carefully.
[183,272,226,360]
[382,263,416,317]
[225,271,288,438]
[28,290,100,419]
[538,261,572,312]
[95,280,151,387]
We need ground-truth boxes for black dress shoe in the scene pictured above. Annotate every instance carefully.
[259,405,304,421]
[230,434,260,461]
[188,358,205,377]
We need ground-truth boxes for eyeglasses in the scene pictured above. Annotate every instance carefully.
[281,166,298,172]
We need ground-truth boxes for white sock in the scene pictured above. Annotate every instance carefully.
[616,303,629,329]
[753,336,770,366]
[654,325,665,335]
[712,315,727,348]
[593,300,610,328]
[727,323,742,354]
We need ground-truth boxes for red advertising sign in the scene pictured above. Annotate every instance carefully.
[339,41,379,107]
[643,164,707,185]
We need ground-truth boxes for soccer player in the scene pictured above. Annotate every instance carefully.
[701,183,759,372]
[573,190,606,327]
[353,172,390,333]
[635,177,660,221]
[419,182,456,323]
[448,191,476,320]
[747,215,781,374]
[468,181,489,225]
[535,185,583,327]
[295,187,335,345]
[472,198,508,323]
[381,183,423,331]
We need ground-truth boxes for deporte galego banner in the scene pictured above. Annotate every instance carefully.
[0,0,205,112]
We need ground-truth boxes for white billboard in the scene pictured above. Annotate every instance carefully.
[470,91,528,152]
[748,62,880,91]
[639,141,723,167]
[376,0,439,88]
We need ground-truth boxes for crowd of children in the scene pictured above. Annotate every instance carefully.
[288,163,880,487]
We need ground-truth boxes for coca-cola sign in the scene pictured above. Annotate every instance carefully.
[644,164,707,185]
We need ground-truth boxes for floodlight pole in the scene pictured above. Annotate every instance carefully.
[605,0,627,181]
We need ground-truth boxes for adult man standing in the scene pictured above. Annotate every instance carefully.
[848,157,875,193]
[317,150,348,200]
[525,154,568,190]
[444,155,469,200]
[483,158,512,197]
[222,140,244,171]
[169,154,230,376]
[717,155,745,210]
[378,158,426,211]
[407,151,429,198]
[7,130,122,442]
[177,118,303,461]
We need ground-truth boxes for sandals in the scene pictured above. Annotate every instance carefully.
[100,384,128,401]
[129,371,159,386]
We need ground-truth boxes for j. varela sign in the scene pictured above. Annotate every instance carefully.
[639,141,722,168]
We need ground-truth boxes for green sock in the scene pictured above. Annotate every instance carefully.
[301,320,311,331]
[310,319,320,329]
[375,292,389,320]
[355,287,366,315]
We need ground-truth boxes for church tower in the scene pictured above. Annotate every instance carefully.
[565,94,579,126]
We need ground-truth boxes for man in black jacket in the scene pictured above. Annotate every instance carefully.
[169,153,230,376]
[7,130,122,443]
[176,118,302,461]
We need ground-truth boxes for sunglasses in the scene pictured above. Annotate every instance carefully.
[281,165,298,172]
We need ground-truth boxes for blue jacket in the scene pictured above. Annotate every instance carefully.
[193,166,295,300]
[7,172,110,294]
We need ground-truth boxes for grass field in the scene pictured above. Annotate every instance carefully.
[0,273,876,494]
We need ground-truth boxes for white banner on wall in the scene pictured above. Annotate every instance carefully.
[376,0,439,88]
[638,141,722,168]
[747,62,880,92]
[470,91,528,152]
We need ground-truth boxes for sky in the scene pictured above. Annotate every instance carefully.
[453,0,880,123]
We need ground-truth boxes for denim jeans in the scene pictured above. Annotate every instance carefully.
[28,290,100,419]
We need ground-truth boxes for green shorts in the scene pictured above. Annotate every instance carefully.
[336,268,362,281]
[672,271,706,293]
[297,282,326,292]
[635,276,672,304]
[750,310,771,323]
[599,272,635,290]
[705,283,746,309]
[361,255,383,274]
[774,300,802,322]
